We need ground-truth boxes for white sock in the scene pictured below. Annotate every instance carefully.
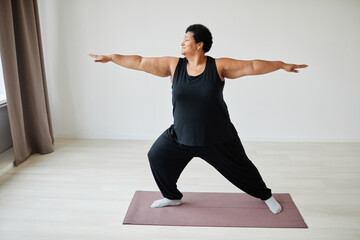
[151,198,182,208]
[264,196,282,214]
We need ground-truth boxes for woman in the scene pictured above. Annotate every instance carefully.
[89,24,308,214]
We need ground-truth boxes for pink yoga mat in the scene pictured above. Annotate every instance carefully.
[123,191,308,228]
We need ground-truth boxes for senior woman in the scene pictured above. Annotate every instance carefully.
[89,24,308,214]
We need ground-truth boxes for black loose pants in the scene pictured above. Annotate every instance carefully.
[147,125,272,201]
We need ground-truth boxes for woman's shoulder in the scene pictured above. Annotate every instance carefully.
[211,57,225,82]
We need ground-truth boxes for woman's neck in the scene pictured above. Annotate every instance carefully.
[186,53,207,67]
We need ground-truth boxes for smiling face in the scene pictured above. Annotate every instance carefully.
[181,32,202,56]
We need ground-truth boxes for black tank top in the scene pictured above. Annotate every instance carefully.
[170,56,238,146]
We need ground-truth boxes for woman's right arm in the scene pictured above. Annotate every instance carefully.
[88,53,178,78]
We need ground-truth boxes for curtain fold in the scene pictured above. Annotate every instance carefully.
[0,0,54,166]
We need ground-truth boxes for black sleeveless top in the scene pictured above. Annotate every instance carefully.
[170,56,238,146]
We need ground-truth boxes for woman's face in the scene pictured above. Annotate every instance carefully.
[181,32,200,56]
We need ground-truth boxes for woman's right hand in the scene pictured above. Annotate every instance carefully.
[88,53,112,63]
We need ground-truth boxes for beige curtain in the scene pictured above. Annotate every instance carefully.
[0,0,54,166]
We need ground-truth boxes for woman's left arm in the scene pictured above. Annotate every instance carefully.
[216,58,308,79]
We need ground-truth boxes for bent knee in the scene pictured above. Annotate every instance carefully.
[147,148,155,161]
[147,147,160,163]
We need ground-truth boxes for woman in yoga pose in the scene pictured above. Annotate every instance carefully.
[89,24,307,214]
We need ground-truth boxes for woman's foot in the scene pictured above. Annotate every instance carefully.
[151,198,182,208]
[264,196,282,214]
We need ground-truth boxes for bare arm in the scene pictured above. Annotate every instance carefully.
[88,53,178,78]
[216,58,308,79]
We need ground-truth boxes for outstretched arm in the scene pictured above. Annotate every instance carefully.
[216,58,308,79]
[88,53,178,78]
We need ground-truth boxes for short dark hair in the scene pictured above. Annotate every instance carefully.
[186,24,213,53]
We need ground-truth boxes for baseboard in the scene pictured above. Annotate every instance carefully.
[54,137,360,143]
[0,147,14,176]
[240,138,360,142]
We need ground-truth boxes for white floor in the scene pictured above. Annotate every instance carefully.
[0,139,359,240]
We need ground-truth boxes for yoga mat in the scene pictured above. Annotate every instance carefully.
[123,191,308,228]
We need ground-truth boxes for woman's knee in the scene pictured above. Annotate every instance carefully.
[147,144,166,167]
[147,147,157,163]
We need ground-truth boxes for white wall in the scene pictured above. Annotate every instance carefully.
[38,0,360,141]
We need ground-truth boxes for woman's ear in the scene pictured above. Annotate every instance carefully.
[198,42,204,51]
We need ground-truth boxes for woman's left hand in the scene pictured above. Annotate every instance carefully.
[283,63,308,73]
